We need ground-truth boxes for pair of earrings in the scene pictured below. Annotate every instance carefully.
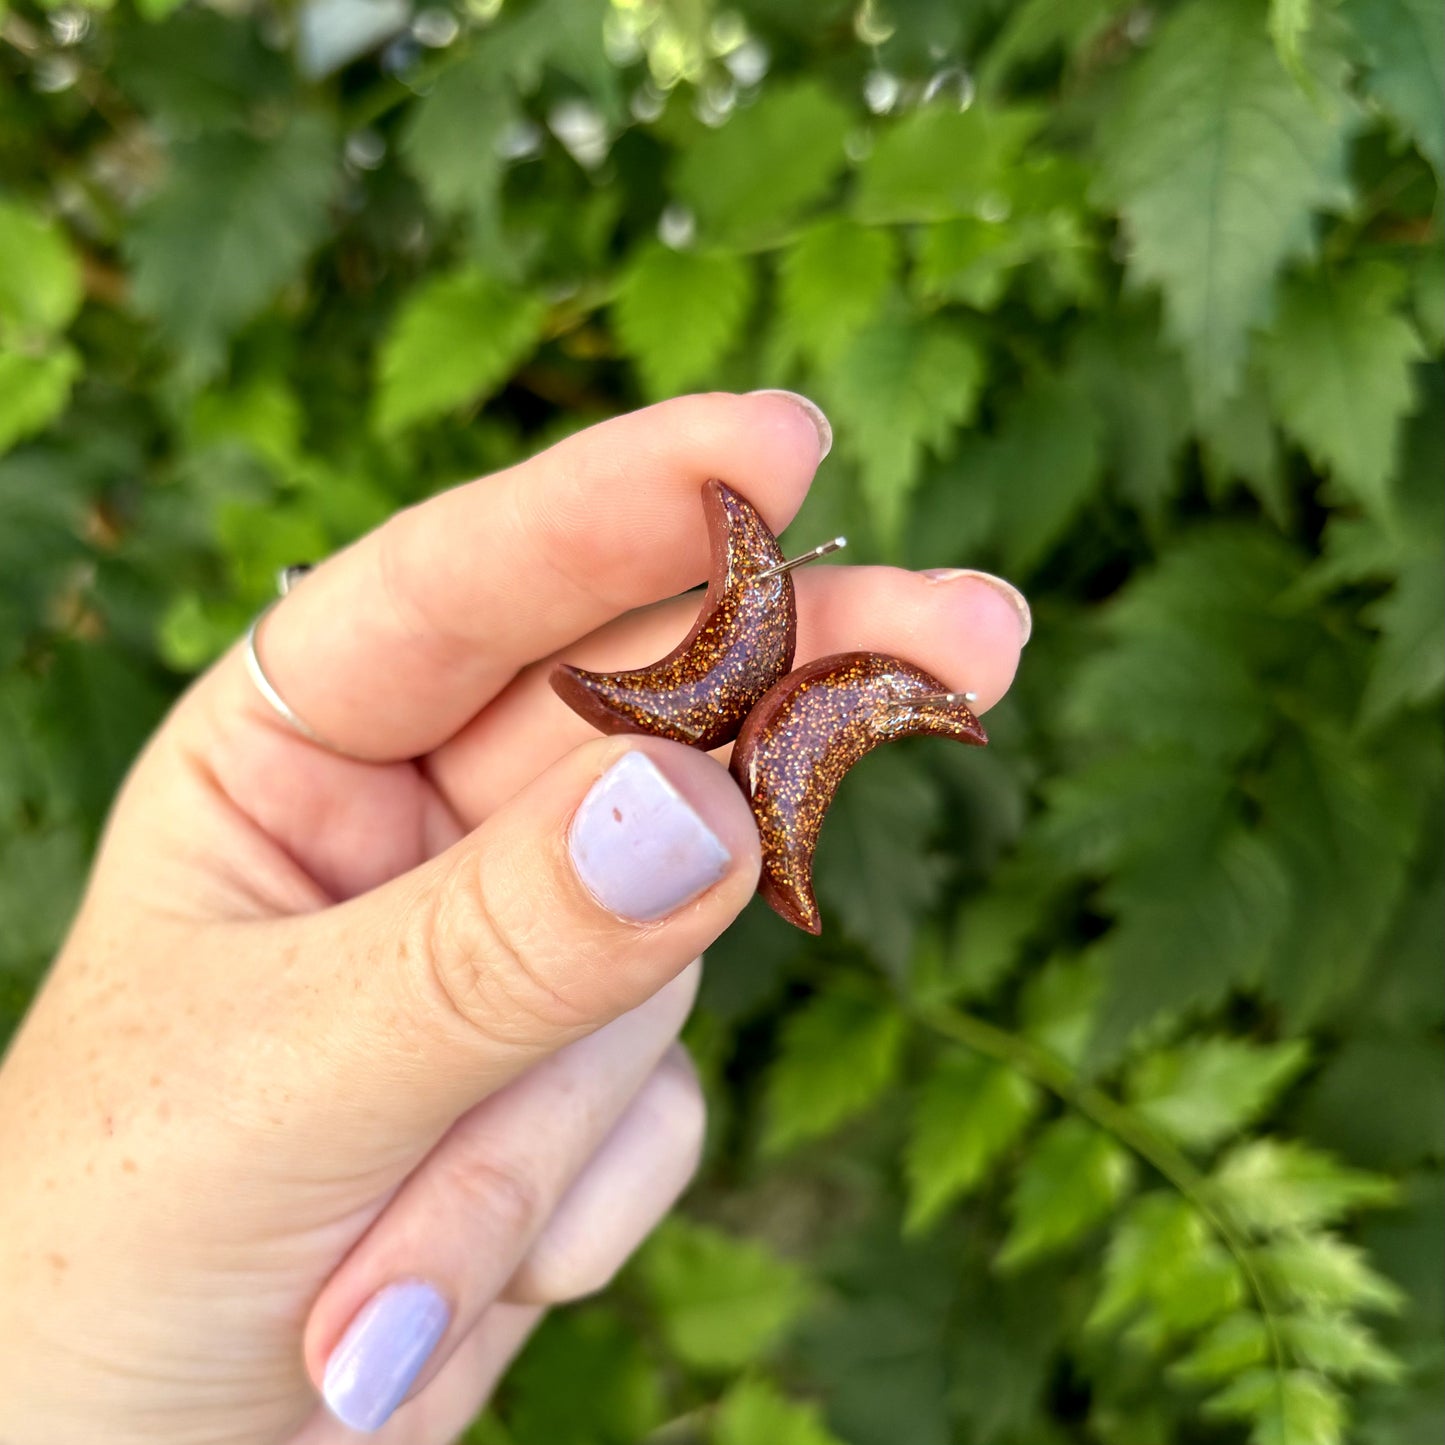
[551,480,987,934]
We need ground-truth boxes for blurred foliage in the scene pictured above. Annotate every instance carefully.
[1,0,1442,1440]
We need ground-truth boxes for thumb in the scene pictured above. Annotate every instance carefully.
[287,735,758,1151]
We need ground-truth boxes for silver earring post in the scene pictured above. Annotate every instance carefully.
[754,536,847,582]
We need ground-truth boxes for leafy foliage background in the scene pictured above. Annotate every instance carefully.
[1,0,1442,1441]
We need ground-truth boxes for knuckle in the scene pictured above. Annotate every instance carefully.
[646,1050,708,1172]
[419,854,591,1045]
[445,1152,543,1243]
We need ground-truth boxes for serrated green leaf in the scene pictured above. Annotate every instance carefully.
[814,748,949,980]
[0,823,88,976]
[1252,1233,1406,1315]
[1258,264,1423,515]
[126,113,337,372]
[819,314,985,548]
[1127,1037,1310,1152]
[986,371,1104,575]
[1213,1140,1396,1235]
[1360,554,1445,726]
[999,1116,1135,1268]
[612,243,755,399]
[762,987,906,1153]
[1091,828,1295,1065]
[402,50,515,219]
[1171,1311,1272,1383]
[854,104,1042,225]
[1280,1312,1402,1381]
[1089,1192,1243,1341]
[1343,0,1445,173]
[776,220,898,366]
[503,1307,663,1445]
[1068,309,1191,525]
[1020,953,1102,1069]
[0,203,83,338]
[712,1377,846,1445]
[1207,1367,1344,1445]
[0,347,82,454]
[675,80,852,243]
[904,1052,1041,1231]
[636,1217,811,1372]
[1270,0,1314,76]
[375,269,546,434]
[1095,0,1355,406]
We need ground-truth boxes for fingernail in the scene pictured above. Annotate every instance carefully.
[570,752,732,922]
[920,568,1032,645]
[322,1281,449,1432]
[748,389,833,461]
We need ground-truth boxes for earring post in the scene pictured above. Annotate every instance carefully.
[883,690,978,709]
[754,536,846,582]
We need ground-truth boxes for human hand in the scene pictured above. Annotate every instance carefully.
[0,393,1027,1443]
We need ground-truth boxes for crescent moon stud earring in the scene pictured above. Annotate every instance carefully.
[550,479,845,750]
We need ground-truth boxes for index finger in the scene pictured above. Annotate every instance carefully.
[216,391,829,761]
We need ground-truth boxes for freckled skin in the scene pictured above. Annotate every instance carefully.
[731,652,988,934]
[550,480,796,750]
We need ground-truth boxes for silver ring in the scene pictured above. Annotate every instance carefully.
[244,564,367,760]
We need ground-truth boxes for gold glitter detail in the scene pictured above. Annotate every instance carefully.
[551,480,797,751]
[730,652,988,934]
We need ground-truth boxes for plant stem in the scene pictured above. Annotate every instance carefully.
[916,1003,1288,1390]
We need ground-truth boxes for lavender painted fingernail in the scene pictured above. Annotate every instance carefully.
[570,752,732,921]
[322,1280,449,1433]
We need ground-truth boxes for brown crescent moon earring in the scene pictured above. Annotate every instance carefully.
[550,479,845,751]
[730,651,988,933]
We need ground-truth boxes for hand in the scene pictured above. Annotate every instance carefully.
[0,393,1027,1444]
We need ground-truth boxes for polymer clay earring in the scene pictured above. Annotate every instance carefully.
[730,652,988,933]
[551,479,844,751]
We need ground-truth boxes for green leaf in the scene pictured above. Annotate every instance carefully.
[1091,828,1295,1065]
[1207,1367,1345,1445]
[1343,0,1445,173]
[1360,554,1445,726]
[1020,953,1102,1070]
[819,314,985,548]
[1252,1233,1405,1315]
[762,987,906,1153]
[985,371,1105,576]
[980,0,1131,93]
[502,1307,664,1445]
[612,243,755,399]
[1089,1193,1243,1341]
[674,80,852,243]
[1171,1311,1272,1383]
[1258,264,1423,515]
[775,220,898,367]
[999,1116,1135,1268]
[374,268,547,434]
[814,748,949,980]
[636,1217,811,1372]
[1269,0,1314,76]
[1126,1037,1311,1152]
[1279,1312,1402,1381]
[854,104,1042,224]
[402,51,516,219]
[1212,1140,1397,1235]
[904,1052,1041,1232]
[712,1377,846,1445]
[1095,0,1355,406]
[126,114,337,372]
[0,203,83,337]
[1068,309,1191,525]
[0,347,82,454]
[0,823,88,977]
